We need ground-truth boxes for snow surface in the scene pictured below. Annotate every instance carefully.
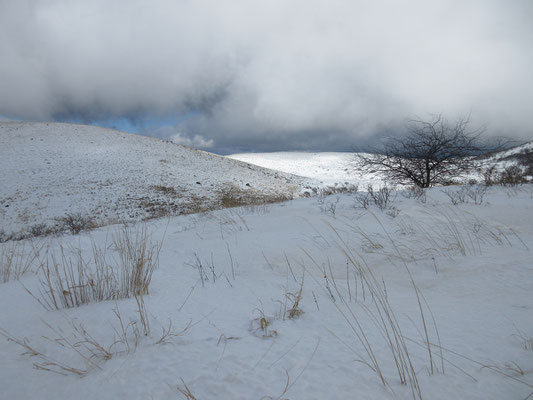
[228,152,371,186]
[0,122,317,237]
[1,185,532,399]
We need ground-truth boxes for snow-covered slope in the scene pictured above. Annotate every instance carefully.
[484,141,533,177]
[0,186,532,399]
[0,122,316,237]
[488,141,533,160]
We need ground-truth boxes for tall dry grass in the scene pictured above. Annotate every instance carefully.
[30,224,162,310]
[1,240,46,283]
[302,240,424,400]
[113,224,161,297]
[0,302,190,376]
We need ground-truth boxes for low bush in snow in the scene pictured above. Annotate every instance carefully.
[55,213,97,234]
[443,184,488,205]
[354,184,396,211]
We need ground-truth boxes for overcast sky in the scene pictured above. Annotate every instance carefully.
[1,1,532,154]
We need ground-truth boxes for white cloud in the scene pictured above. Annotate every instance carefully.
[170,132,214,149]
[1,0,532,150]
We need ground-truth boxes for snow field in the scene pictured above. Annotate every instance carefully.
[228,151,379,186]
[1,185,532,399]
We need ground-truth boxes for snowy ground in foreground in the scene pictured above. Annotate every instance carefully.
[1,185,532,399]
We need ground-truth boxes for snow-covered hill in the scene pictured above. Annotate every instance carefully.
[484,141,533,177]
[488,141,533,160]
[0,122,317,238]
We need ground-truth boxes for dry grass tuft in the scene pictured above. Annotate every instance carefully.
[251,308,278,338]
[134,293,150,336]
[284,274,304,320]
[113,224,161,297]
[30,224,161,310]
[0,327,87,376]
[177,378,198,400]
[512,328,533,351]
[1,240,45,283]
[1,302,189,376]
[354,184,396,211]
[155,319,192,345]
[217,183,293,210]
[301,220,439,400]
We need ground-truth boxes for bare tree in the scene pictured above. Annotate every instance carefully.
[359,115,485,188]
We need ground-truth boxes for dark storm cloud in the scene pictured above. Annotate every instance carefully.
[1,0,532,152]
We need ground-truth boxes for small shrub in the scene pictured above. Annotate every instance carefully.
[354,191,371,209]
[403,185,427,203]
[55,213,96,234]
[321,196,340,216]
[498,165,526,186]
[30,223,64,238]
[385,207,400,218]
[465,184,487,205]
[482,165,497,186]
[443,184,487,205]
[355,185,396,210]
[368,185,395,210]
[29,224,48,237]
[316,187,335,205]
[443,187,469,205]
[316,184,358,205]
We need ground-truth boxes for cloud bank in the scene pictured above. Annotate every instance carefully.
[1,0,532,152]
